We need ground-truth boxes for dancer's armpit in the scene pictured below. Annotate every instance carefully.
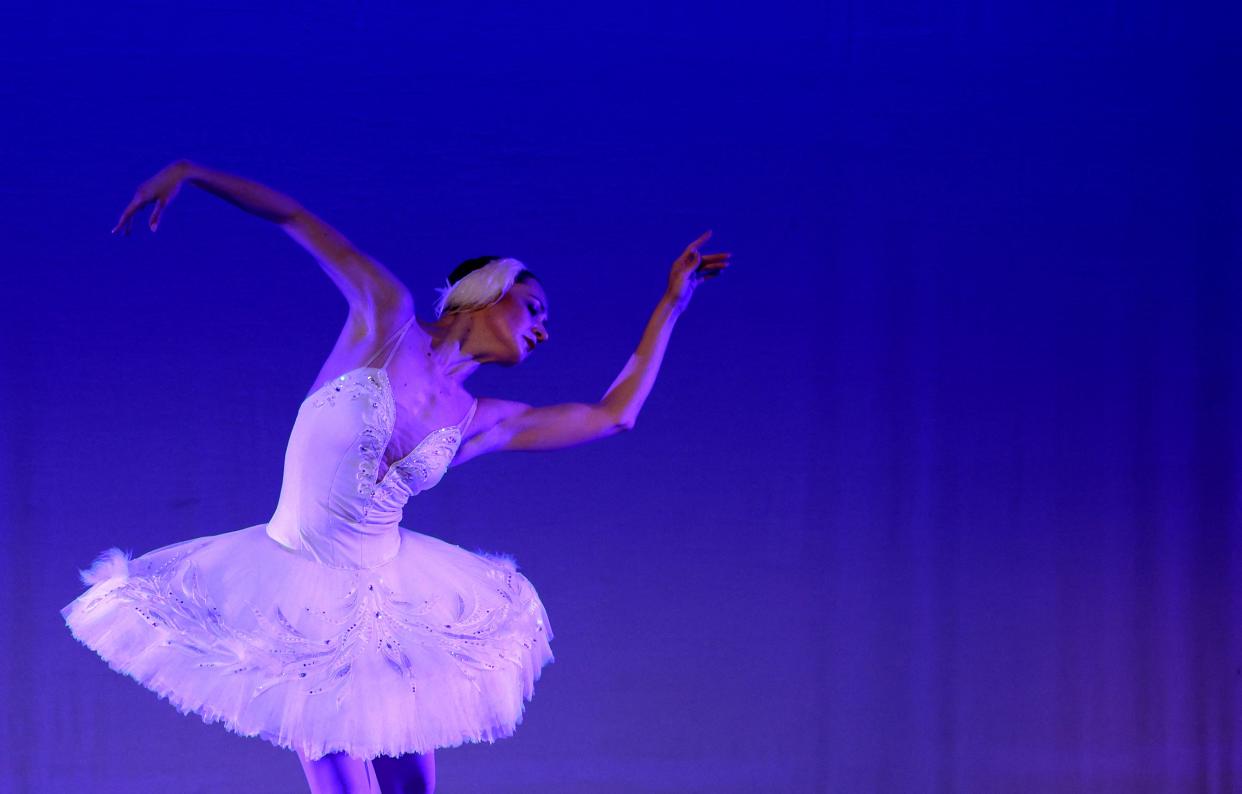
[454,398,629,463]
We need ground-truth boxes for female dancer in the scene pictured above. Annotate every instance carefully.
[63,159,731,793]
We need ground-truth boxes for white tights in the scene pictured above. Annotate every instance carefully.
[298,748,435,794]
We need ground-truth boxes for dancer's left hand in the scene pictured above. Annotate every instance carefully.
[665,230,731,310]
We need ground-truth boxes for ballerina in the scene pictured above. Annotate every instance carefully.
[63,159,732,794]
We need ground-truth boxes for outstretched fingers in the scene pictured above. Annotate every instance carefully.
[694,251,733,280]
[685,230,713,251]
[111,205,135,236]
[148,199,166,231]
[112,195,147,236]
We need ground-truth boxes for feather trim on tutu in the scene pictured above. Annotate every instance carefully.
[472,548,519,571]
[79,547,131,585]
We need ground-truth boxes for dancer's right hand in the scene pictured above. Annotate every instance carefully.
[112,160,190,235]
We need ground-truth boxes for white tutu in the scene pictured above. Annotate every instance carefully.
[62,523,555,760]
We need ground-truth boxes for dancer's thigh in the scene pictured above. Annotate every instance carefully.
[298,749,377,794]
[372,750,436,794]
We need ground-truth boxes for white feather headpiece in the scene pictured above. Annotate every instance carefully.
[433,257,529,319]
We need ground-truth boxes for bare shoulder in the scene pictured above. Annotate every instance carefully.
[305,298,432,398]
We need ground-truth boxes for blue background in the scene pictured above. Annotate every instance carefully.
[1,1,1238,791]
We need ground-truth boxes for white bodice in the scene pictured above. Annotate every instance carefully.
[265,367,478,569]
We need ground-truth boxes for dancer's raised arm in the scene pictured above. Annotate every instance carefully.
[112,159,412,319]
[455,232,730,464]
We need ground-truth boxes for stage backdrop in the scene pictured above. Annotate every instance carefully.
[1,2,1238,792]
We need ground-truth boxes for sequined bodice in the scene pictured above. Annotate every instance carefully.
[265,367,478,569]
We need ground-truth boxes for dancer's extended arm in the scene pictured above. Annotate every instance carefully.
[455,232,731,463]
[112,159,411,318]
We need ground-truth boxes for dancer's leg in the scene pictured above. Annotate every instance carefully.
[372,750,436,794]
[298,748,378,794]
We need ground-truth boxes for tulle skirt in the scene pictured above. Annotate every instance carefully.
[61,524,555,760]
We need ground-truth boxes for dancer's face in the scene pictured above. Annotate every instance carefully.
[481,280,549,365]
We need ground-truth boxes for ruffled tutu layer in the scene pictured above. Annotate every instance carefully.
[61,524,555,760]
